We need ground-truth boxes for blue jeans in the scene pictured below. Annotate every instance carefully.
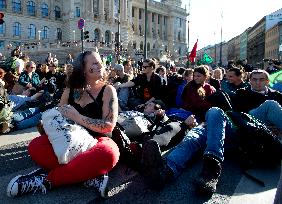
[166,107,237,177]
[248,100,282,130]
[13,107,42,130]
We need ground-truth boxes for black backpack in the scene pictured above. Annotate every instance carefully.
[226,111,282,168]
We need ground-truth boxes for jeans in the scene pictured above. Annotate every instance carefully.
[118,88,129,110]
[166,107,237,177]
[13,107,42,130]
[248,100,282,130]
[166,100,282,178]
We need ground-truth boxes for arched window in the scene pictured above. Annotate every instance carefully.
[41,3,48,17]
[178,31,181,41]
[57,28,62,40]
[42,26,49,39]
[140,41,143,51]
[28,24,36,39]
[105,30,110,44]
[0,0,7,10]
[55,6,61,19]
[0,23,5,34]
[13,22,21,36]
[12,0,21,13]
[27,1,35,16]
[94,29,100,42]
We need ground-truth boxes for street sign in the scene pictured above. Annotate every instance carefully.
[77,18,85,30]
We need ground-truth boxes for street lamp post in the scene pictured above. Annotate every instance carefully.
[117,0,121,61]
[144,0,148,59]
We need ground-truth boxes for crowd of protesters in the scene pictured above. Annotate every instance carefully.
[0,47,282,202]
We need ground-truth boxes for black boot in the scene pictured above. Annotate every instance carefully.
[196,155,222,195]
[141,139,174,190]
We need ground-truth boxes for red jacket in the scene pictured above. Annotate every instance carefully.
[181,82,216,120]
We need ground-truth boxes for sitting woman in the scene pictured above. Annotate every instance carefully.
[7,51,120,198]
[181,66,216,121]
[18,61,41,92]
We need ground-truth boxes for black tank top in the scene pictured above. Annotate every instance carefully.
[68,85,107,136]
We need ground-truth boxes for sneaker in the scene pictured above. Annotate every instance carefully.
[7,173,51,197]
[195,155,222,195]
[84,174,109,198]
[141,139,174,190]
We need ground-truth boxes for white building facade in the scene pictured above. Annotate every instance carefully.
[0,0,188,59]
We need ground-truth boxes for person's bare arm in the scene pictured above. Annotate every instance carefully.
[58,88,70,106]
[60,85,118,134]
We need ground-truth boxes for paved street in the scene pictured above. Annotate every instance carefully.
[0,127,280,204]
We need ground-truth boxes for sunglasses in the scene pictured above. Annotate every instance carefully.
[142,65,151,69]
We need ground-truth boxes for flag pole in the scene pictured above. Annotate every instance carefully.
[186,0,191,67]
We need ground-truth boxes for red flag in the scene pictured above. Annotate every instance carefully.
[188,39,198,63]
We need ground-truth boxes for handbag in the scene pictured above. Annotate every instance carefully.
[42,107,97,164]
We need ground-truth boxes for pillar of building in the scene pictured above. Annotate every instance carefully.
[99,0,104,21]
[148,12,152,38]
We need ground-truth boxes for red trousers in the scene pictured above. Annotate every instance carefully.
[28,135,120,187]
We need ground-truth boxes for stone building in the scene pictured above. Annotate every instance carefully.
[0,0,188,60]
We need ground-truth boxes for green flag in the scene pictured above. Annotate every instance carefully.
[202,53,213,64]
[269,70,282,87]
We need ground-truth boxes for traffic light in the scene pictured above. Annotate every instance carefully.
[0,12,4,25]
[84,31,89,40]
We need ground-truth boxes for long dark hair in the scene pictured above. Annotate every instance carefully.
[67,51,94,89]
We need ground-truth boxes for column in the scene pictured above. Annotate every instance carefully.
[148,12,152,38]
[159,15,163,40]
[99,0,104,21]
[154,13,158,39]
[167,16,174,52]
[109,0,115,23]
[128,0,133,24]
[141,8,145,36]
[134,7,139,35]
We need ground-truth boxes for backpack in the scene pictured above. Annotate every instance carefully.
[226,111,282,168]
[111,123,142,170]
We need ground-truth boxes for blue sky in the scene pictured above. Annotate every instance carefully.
[180,0,282,50]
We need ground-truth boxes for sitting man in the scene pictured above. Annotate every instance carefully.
[232,69,282,130]
[142,104,282,196]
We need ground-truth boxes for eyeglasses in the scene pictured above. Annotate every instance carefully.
[29,67,36,69]
[142,65,151,69]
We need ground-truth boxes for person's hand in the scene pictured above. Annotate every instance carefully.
[26,83,33,88]
[58,105,80,122]
[137,104,145,109]
[113,82,121,89]
[154,109,165,117]
[184,115,198,129]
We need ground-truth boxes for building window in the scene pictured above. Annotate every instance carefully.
[12,0,21,13]
[132,7,134,17]
[55,6,61,19]
[94,29,100,42]
[0,41,4,49]
[105,30,110,44]
[178,31,181,41]
[41,3,48,17]
[0,0,6,10]
[27,1,35,16]
[139,9,141,20]
[93,0,99,16]
[42,26,49,39]
[152,13,154,22]
[13,22,21,36]
[75,7,80,17]
[0,23,5,34]
[158,15,160,24]
[28,24,36,39]
[163,16,166,25]
[57,28,62,40]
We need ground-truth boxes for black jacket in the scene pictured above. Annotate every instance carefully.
[232,86,282,113]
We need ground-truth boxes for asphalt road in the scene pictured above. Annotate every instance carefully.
[0,127,280,204]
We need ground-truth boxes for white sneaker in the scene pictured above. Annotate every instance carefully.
[84,174,109,197]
